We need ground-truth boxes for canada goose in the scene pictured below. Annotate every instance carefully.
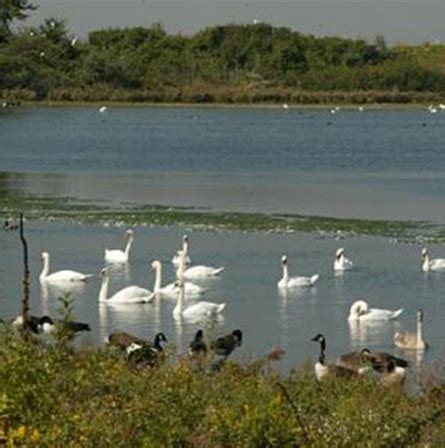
[311,334,360,380]
[394,309,428,350]
[189,329,207,357]
[334,247,354,271]
[107,331,148,350]
[277,255,319,288]
[12,315,47,334]
[210,329,243,358]
[421,247,445,271]
[378,361,406,387]
[126,333,168,366]
[337,348,408,373]
[39,316,91,335]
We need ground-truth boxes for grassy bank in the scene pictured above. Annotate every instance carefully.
[0,327,444,446]
[1,194,437,241]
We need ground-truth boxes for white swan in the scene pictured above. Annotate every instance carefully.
[104,229,134,264]
[277,255,319,288]
[173,280,226,322]
[394,309,428,350]
[177,240,224,279]
[334,247,354,271]
[98,268,154,304]
[151,260,206,297]
[421,247,445,272]
[39,252,93,283]
[348,299,403,322]
[172,235,191,267]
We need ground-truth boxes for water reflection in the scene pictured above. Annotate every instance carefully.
[40,281,87,315]
[348,319,402,347]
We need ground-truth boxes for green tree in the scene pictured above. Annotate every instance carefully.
[0,0,37,42]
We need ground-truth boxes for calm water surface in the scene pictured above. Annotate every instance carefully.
[0,223,444,376]
[0,106,444,376]
[1,106,445,220]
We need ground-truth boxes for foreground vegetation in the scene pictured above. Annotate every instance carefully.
[0,326,444,446]
[2,2,445,104]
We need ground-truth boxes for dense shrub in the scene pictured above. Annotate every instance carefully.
[0,326,443,446]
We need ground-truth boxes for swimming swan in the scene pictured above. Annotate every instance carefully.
[334,247,354,271]
[151,260,206,297]
[172,235,191,267]
[177,243,224,279]
[394,309,428,350]
[348,299,403,322]
[421,247,445,272]
[104,229,134,264]
[98,268,154,304]
[277,255,319,288]
[39,251,93,283]
[173,280,226,321]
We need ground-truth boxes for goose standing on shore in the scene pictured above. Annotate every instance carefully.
[421,247,445,272]
[334,247,354,271]
[337,348,408,372]
[394,309,428,350]
[277,255,319,289]
[348,300,403,322]
[98,268,154,304]
[39,251,93,283]
[104,229,134,264]
[378,361,406,387]
[311,334,360,380]
[188,329,208,357]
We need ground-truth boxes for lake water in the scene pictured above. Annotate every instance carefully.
[1,106,444,377]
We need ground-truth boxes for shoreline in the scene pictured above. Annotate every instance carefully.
[8,100,441,110]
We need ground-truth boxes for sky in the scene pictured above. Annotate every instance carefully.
[25,1,445,45]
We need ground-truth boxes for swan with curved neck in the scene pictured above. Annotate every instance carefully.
[39,251,93,283]
[99,268,154,304]
[334,247,354,271]
[348,299,403,321]
[173,280,226,321]
[172,235,191,267]
[104,229,134,264]
[177,240,224,279]
[277,255,319,288]
[151,260,205,297]
[421,247,445,272]
[394,309,428,350]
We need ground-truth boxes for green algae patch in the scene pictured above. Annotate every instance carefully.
[0,194,437,241]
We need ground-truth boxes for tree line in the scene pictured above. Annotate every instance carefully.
[1,1,445,103]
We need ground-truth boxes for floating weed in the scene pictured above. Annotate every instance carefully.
[1,194,444,241]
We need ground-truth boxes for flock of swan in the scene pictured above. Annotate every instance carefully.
[31,228,437,381]
[39,232,226,322]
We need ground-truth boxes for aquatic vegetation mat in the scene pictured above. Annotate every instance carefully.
[0,194,441,241]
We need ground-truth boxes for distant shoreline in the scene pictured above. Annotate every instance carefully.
[7,99,443,110]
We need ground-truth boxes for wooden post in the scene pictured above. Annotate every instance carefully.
[19,214,30,336]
